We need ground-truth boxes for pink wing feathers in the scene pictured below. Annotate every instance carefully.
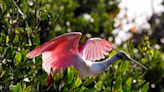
[27,32,82,74]
[79,38,113,61]
[27,32,81,58]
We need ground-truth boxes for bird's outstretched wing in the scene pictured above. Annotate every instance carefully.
[27,32,82,74]
[79,38,113,61]
[27,32,81,58]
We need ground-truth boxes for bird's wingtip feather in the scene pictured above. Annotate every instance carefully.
[26,51,36,59]
[26,48,41,59]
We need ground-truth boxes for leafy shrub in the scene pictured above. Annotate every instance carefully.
[0,0,164,92]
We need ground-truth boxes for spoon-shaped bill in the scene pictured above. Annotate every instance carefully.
[128,57,148,70]
[117,51,148,70]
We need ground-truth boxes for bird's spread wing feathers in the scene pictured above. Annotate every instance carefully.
[79,38,113,61]
[27,39,59,58]
[27,32,81,58]
[27,32,82,74]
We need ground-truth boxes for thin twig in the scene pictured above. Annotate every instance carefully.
[11,0,24,16]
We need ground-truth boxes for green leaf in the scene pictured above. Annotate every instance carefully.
[13,35,19,44]
[73,77,82,88]
[15,83,22,92]
[54,71,60,82]
[0,71,6,79]
[0,46,3,54]
[66,66,74,84]
[15,27,24,34]
[22,83,26,91]
[144,36,149,41]
[119,62,128,72]
[95,81,103,90]
[37,73,47,85]
[114,77,122,91]
[26,26,33,34]
[24,85,31,92]
[14,52,22,65]
[21,0,27,13]
[125,77,132,87]
[6,35,9,43]
[32,35,40,46]
[78,86,86,92]
[63,87,69,92]
[1,1,7,12]
[83,78,94,86]
[140,82,149,92]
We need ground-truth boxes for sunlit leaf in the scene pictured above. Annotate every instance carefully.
[0,0,163,91]
[24,85,31,92]
[125,77,132,87]
[15,27,24,34]
[13,35,19,44]
[95,81,103,90]
[6,35,9,43]
[66,66,74,84]
[14,52,22,65]
[73,77,82,88]
[0,71,6,79]
[15,83,22,92]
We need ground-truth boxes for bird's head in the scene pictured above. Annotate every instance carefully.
[116,51,131,61]
[116,51,148,70]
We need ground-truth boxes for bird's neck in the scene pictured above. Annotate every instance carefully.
[101,54,120,68]
[80,53,120,77]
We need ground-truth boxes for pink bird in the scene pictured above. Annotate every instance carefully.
[27,32,147,78]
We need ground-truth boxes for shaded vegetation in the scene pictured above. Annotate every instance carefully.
[0,0,164,91]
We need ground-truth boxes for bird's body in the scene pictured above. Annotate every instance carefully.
[27,32,147,78]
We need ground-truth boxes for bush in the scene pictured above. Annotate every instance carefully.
[0,0,164,91]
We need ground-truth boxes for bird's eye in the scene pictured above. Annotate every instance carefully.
[116,53,123,59]
[116,52,127,60]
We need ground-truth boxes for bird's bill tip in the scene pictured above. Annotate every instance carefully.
[128,58,148,70]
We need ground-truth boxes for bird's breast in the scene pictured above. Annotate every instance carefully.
[79,64,92,78]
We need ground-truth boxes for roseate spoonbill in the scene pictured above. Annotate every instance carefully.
[27,32,147,78]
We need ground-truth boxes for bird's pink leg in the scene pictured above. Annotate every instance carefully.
[47,75,53,86]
